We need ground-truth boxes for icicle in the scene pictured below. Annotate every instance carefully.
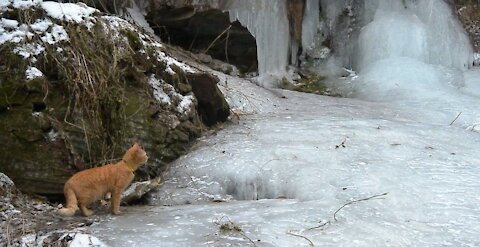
[224,0,290,83]
[301,0,320,53]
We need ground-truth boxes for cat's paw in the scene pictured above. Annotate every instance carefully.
[112,210,122,215]
[82,209,93,217]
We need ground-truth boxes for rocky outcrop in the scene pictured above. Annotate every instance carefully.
[0,2,229,196]
[452,0,480,55]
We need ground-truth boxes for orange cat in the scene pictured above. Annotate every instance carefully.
[58,143,148,217]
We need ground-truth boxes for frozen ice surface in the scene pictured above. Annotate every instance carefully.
[91,74,480,246]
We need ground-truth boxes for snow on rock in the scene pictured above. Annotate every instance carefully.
[40,24,69,44]
[474,53,480,66]
[1,0,196,80]
[25,66,43,80]
[13,43,44,58]
[176,95,195,115]
[155,50,196,75]
[19,231,107,247]
[30,18,53,33]
[0,27,33,45]
[40,1,97,23]
[125,0,155,35]
[148,75,172,105]
[12,0,41,9]
[1,18,19,28]
[98,15,195,76]
[0,172,15,189]
[68,233,107,247]
[147,75,196,116]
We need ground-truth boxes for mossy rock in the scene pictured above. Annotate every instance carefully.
[0,4,229,196]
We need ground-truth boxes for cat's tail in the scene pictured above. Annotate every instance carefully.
[58,185,78,217]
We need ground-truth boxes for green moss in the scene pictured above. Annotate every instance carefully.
[283,75,342,97]
[121,29,143,51]
[0,8,211,194]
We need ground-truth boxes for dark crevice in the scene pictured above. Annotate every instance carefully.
[148,9,258,73]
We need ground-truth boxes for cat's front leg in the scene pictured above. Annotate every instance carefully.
[79,204,93,217]
[111,190,122,215]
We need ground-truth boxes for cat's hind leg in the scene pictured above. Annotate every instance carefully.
[58,185,79,217]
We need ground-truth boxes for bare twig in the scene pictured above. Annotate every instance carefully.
[449,112,462,125]
[225,27,230,63]
[306,221,330,231]
[335,138,347,149]
[287,231,314,247]
[334,192,388,221]
[214,216,256,246]
[189,29,199,51]
[204,25,232,54]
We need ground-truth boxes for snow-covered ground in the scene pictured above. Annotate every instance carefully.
[91,72,480,246]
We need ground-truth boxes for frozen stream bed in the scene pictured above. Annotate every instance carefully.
[91,74,480,246]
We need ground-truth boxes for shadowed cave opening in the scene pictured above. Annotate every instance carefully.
[147,8,258,74]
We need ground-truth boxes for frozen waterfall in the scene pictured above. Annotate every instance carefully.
[224,0,290,83]
[354,0,473,71]
[321,0,479,128]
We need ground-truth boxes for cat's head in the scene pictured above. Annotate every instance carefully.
[123,143,148,170]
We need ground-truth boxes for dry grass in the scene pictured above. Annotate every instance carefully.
[44,22,132,164]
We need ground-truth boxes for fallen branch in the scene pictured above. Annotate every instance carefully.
[204,25,232,54]
[306,221,330,231]
[333,192,388,221]
[449,112,462,125]
[287,231,314,247]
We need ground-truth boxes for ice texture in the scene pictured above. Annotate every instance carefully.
[92,73,480,246]
[355,0,473,71]
[224,0,290,83]
[319,0,480,129]
[301,0,320,54]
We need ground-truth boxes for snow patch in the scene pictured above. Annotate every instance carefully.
[68,233,107,247]
[148,76,172,105]
[125,0,155,35]
[12,0,41,10]
[20,232,106,247]
[176,95,195,115]
[41,1,97,23]
[154,51,196,75]
[46,129,59,141]
[13,43,44,58]
[30,18,53,33]
[147,75,196,116]
[40,24,69,44]
[25,66,43,80]
[1,18,19,29]
[0,172,15,189]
